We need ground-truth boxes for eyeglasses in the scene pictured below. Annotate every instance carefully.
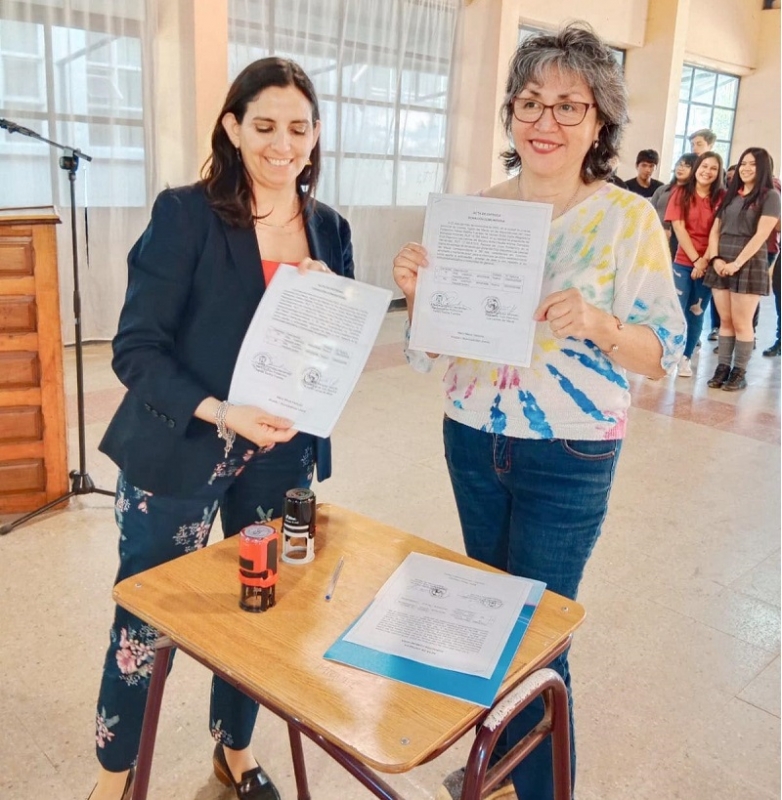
[512,98,597,126]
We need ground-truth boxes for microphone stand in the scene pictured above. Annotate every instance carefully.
[0,118,113,536]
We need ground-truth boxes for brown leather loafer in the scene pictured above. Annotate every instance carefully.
[213,742,281,800]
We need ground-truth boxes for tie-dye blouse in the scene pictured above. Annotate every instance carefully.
[406,183,685,440]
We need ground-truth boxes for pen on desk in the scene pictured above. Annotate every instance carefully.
[325,556,344,601]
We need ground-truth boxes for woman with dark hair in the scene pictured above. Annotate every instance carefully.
[88,58,354,800]
[651,152,697,258]
[665,151,725,376]
[393,23,684,800]
[704,147,781,390]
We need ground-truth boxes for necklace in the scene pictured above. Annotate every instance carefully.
[253,212,303,234]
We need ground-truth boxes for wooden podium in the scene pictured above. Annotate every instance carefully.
[0,207,69,513]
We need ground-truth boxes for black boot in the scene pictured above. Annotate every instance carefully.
[763,340,781,357]
[722,367,747,392]
[707,364,731,388]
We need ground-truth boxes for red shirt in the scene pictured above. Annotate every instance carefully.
[261,259,300,286]
[665,187,722,268]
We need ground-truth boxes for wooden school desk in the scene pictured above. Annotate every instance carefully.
[113,504,585,800]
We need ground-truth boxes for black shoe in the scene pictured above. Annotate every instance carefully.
[707,328,719,341]
[763,340,781,357]
[213,743,281,800]
[707,364,731,388]
[722,367,747,392]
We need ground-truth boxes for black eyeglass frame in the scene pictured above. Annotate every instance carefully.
[511,98,598,127]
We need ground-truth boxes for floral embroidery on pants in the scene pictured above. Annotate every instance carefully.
[208,449,256,485]
[211,719,234,747]
[114,624,157,686]
[172,500,218,552]
[96,706,120,748]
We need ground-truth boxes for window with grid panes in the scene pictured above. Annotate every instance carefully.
[228,0,456,206]
[0,7,146,207]
[671,65,739,172]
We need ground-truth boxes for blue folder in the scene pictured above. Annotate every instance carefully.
[324,579,546,707]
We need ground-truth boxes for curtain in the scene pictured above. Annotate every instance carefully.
[229,0,461,293]
[0,0,460,340]
[0,0,156,342]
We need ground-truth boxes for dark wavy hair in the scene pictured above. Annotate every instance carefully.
[200,58,321,228]
[720,147,775,216]
[676,151,724,227]
[500,22,628,182]
[666,152,698,189]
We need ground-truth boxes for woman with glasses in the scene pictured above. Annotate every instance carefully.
[393,23,684,800]
[704,147,781,390]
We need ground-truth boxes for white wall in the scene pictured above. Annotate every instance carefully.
[730,10,781,169]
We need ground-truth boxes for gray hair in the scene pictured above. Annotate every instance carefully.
[500,23,628,182]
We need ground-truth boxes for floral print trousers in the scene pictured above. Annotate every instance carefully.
[94,435,315,772]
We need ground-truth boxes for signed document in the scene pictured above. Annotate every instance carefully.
[409,193,552,367]
[228,265,391,438]
[342,553,533,678]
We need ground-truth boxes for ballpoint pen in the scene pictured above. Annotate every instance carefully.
[325,556,345,601]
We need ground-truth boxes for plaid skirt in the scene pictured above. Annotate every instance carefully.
[704,233,771,295]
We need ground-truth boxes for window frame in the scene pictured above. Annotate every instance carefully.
[671,63,739,172]
[0,3,148,207]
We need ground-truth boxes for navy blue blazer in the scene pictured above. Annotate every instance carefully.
[99,184,355,497]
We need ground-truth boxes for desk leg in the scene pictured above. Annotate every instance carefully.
[131,638,173,800]
[461,668,571,800]
[288,724,311,800]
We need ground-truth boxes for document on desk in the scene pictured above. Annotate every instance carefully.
[409,193,552,367]
[228,265,392,438]
[325,554,546,706]
[343,553,533,678]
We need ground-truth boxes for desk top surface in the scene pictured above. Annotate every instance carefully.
[113,504,584,773]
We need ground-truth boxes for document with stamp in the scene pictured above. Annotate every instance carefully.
[229,265,391,437]
[409,193,552,366]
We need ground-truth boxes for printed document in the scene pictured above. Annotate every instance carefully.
[228,266,391,438]
[409,193,552,366]
[342,553,533,678]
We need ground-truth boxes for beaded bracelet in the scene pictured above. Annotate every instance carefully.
[215,400,236,457]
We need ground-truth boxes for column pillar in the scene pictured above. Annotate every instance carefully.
[621,0,691,179]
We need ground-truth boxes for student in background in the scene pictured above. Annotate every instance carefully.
[651,153,697,260]
[665,151,725,377]
[625,148,664,198]
[725,164,737,186]
[705,147,781,390]
[689,128,720,340]
[689,128,717,156]
[762,175,782,357]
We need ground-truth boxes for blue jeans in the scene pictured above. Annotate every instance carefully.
[672,263,713,358]
[94,434,315,771]
[443,417,622,800]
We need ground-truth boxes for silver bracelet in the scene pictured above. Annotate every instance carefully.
[215,400,236,457]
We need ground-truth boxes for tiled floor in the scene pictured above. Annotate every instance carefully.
[1,306,779,800]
